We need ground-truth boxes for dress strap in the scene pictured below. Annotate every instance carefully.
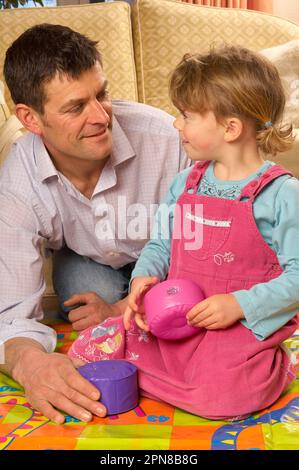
[238,164,293,201]
[184,161,210,194]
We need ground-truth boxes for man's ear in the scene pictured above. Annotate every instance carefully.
[224,117,243,143]
[15,104,43,136]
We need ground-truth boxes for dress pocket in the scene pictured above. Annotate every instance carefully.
[185,211,232,261]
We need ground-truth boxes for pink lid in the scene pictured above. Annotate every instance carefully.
[144,279,205,340]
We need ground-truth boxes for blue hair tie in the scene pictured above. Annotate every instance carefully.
[264,121,273,129]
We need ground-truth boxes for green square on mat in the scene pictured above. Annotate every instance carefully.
[173,407,226,427]
[76,424,172,450]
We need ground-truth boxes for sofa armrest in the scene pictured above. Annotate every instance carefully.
[274,129,299,179]
[0,115,25,166]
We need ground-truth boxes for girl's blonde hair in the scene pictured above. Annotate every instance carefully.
[169,45,294,156]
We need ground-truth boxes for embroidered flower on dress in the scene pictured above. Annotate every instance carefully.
[138,330,150,343]
[214,252,235,266]
[127,323,142,337]
[223,252,235,262]
[126,351,140,361]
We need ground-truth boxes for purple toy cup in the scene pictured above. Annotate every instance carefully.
[144,279,205,340]
[78,360,138,415]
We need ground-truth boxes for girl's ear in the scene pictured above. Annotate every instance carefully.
[224,117,243,143]
[15,104,44,136]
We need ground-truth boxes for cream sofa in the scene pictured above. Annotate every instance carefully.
[1,0,299,310]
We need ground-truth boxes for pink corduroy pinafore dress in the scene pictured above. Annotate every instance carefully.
[69,162,297,419]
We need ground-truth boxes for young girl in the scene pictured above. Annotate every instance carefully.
[69,46,299,420]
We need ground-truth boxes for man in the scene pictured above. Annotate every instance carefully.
[0,24,188,423]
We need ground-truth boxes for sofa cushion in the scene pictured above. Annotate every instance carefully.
[0,81,24,166]
[0,81,9,127]
[273,130,299,179]
[132,0,299,178]
[260,40,299,178]
[261,40,299,130]
[132,0,299,116]
[0,2,138,113]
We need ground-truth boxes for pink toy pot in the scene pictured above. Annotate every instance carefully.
[143,278,205,340]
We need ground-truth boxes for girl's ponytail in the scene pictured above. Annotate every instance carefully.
[256,122,294,156]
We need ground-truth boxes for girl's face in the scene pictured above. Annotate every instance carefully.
[173,109,226,161]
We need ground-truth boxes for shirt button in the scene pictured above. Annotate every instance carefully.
[96,209,108,218]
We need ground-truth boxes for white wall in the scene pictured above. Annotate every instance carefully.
[273,0,299,25]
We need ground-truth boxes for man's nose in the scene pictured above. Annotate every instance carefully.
[88,100,110,125]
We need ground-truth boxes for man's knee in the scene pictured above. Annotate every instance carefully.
[52,246,131,307]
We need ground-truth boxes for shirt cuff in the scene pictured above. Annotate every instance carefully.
[0,320,57,353]
[232,290,266,341]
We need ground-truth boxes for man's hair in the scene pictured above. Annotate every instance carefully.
[169,45,294,156]
[4,23,102,114]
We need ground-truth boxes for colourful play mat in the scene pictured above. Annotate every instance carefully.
[0,323,298,450]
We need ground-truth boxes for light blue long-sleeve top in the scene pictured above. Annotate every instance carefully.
[131,160,299,340]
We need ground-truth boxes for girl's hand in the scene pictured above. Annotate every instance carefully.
[123,276,159,331]
[186,293,244,330]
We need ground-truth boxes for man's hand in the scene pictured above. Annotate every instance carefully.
[123,276,159,331]
[10,342,107,424]
[186,293,244,330]
[64,292,127,331]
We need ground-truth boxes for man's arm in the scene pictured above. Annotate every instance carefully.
[0,337,45,378]
[0,193,107,422]
[0,337,107,423]
[0,193,57,351]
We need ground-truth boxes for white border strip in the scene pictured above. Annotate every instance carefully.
[186,212,231,228]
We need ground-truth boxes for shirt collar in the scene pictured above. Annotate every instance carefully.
[34,134,59,182]
[110,113,136,167]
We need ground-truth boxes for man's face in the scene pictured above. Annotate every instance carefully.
[36,62,113,167]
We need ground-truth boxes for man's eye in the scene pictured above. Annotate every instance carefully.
[70,104,84,113]
[97,90,110,101]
